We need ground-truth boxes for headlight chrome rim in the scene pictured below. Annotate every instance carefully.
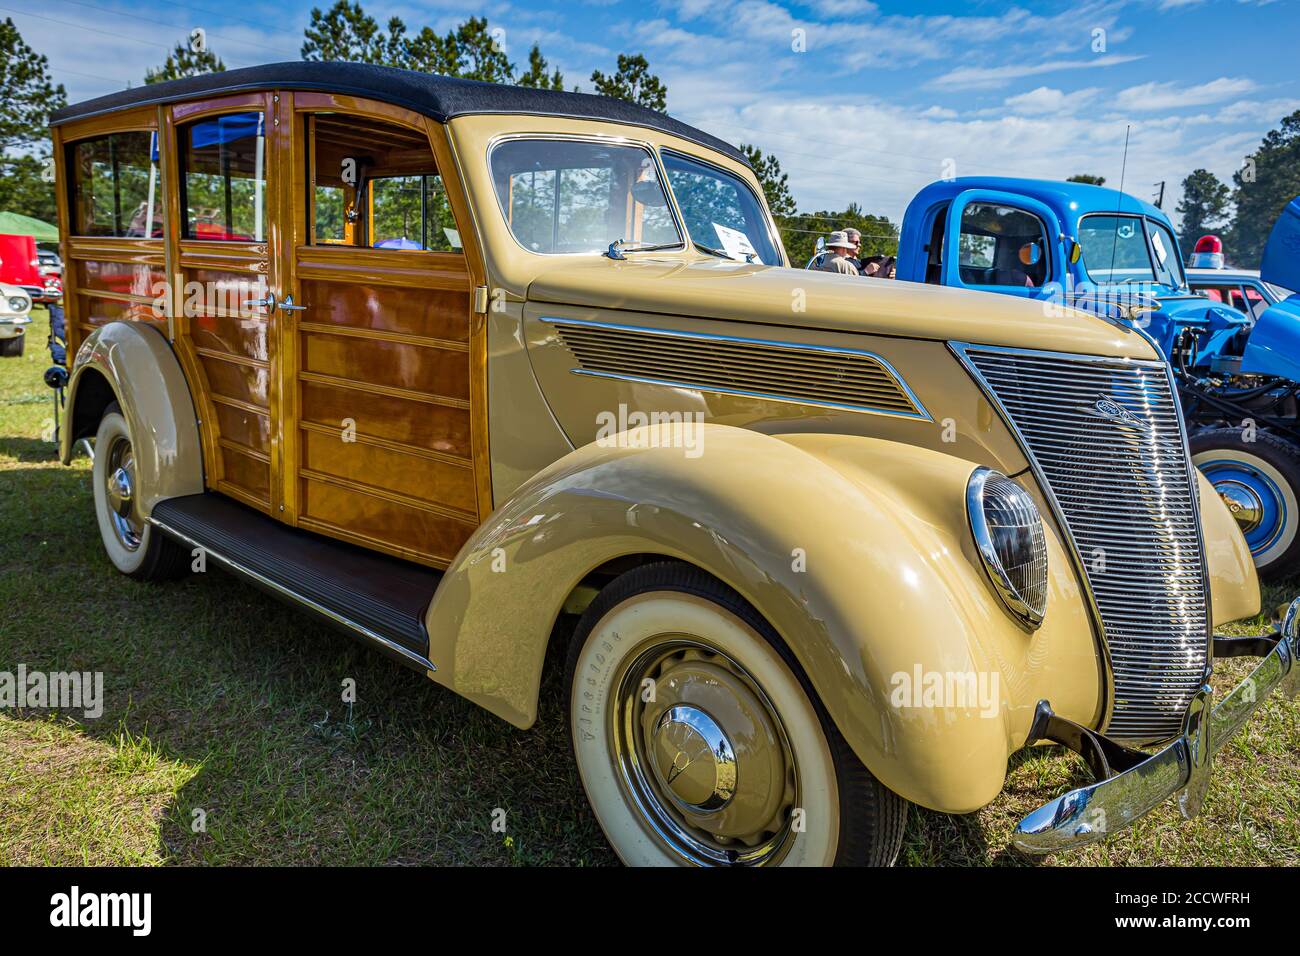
[967,467,1049,630]
[7,296,29,313]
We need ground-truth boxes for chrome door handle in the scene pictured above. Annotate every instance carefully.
[280,295,307,312]
[243,291,278,312]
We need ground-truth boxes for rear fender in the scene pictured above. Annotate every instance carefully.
[425,423,1101,813]
[61,321,203,516]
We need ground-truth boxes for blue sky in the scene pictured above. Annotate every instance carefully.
[9,0,1299,235]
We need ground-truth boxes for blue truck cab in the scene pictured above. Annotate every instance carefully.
[893,178,1300,578]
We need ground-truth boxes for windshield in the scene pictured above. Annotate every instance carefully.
[1079,214,1186,289]
[661,150,780,265]
[489,139,681,254]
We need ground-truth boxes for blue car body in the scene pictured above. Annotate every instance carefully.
[896,177,1299,381]
[893,177,1300,575]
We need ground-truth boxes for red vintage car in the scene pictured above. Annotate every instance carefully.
[0,233,60,303]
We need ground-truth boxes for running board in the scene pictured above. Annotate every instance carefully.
[149,493,439,675]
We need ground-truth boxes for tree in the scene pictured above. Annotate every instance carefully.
[739,144,795,219]
[1175,168,1231,255]
[591,54,666,112]
[145,39,226,85]
[1229,109,1300,268]
[1067,174,1106,186]
[444,16,513,83]
[518,44,563,90]
[302,1,405,63]
[302,5,523,87]
[0,154,58,223]
[0,19,65,223]
[0,17,66,154]
[780,203,898,267]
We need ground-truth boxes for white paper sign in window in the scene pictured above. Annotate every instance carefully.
[713,223,758,261]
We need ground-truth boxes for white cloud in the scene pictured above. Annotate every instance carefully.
[929,54,1145,91]
[1003,86,1101,115]
[1113,77,1258,112]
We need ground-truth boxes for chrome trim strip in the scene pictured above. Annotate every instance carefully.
[544,315,932,421]
[148,514,437,674]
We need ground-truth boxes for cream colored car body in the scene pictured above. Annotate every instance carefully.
[0,282,32,343]
[60,107,1261,818]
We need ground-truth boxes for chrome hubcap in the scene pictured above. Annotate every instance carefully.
[652,705,737,812]
[612,639,798,866]
[1216,479,1265,535]
[103,437,143,551]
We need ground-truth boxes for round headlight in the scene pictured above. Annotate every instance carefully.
[967,467,1048,629]
[7,296,29,313]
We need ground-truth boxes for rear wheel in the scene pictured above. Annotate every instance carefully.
[566,561,907,866]
[0,333,24,357]
[1192,427,1300,580]
[91,403,190,580]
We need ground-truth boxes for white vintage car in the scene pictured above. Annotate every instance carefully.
[0,283,32,357]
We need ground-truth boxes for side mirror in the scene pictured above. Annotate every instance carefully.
[1067,239,1083,264]
[1019,242,1043,267]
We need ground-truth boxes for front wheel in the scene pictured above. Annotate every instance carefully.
[0,334,24,357]
[1192,427,1300,580]
[566,561,907,866]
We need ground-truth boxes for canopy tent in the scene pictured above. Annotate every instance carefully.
[0,211,59,242]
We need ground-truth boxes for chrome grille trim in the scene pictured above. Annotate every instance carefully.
[952,343,1210,743]
[543,316,930,421]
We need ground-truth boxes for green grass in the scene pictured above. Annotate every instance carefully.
[1,308,1296,866]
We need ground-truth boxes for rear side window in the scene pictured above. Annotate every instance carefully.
[489,139,680,254]
[179,112,266,241]
[69,132,162,237]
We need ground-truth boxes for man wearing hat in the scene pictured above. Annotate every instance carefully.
[816,231,861,276]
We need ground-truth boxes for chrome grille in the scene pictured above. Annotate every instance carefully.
[548,318,928,419]
[956,345,1208,742]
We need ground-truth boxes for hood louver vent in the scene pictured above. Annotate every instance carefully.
[546,317,928,420]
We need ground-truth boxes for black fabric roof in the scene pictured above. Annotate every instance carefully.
[50,61,747,164]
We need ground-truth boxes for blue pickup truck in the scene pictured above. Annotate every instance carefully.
[875,178,1300,578]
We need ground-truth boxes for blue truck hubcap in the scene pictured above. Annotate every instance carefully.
[1201,459,1286,555]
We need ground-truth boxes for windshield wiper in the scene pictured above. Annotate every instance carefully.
[693,241,755,263]
[604,239,681,260]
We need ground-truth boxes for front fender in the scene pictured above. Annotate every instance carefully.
[61,321,203,517]
[426,423,1102,813]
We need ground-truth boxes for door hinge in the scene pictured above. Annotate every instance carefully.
[473,285,489,315]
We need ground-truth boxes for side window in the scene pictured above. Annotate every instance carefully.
[309,114,459,252]
[957,202,1050,288]
[489,139,680,254]
[179,112,266,241]
[69,132,162,237]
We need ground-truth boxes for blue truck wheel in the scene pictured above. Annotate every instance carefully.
[1191,427,1300,580]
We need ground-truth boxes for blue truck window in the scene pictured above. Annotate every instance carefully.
[957,203,1049,288]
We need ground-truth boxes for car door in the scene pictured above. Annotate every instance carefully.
[163,92,286,515]
[941,189,1064,302]
[282,93,489,568]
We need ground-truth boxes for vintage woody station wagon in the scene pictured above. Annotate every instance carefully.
[48,62,1299,866]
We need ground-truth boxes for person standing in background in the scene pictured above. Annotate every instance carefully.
[815,232,861,275]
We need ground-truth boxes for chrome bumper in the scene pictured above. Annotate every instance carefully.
[1014,597,1300,854]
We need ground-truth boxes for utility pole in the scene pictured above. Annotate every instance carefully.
[1153,181,1166,209]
